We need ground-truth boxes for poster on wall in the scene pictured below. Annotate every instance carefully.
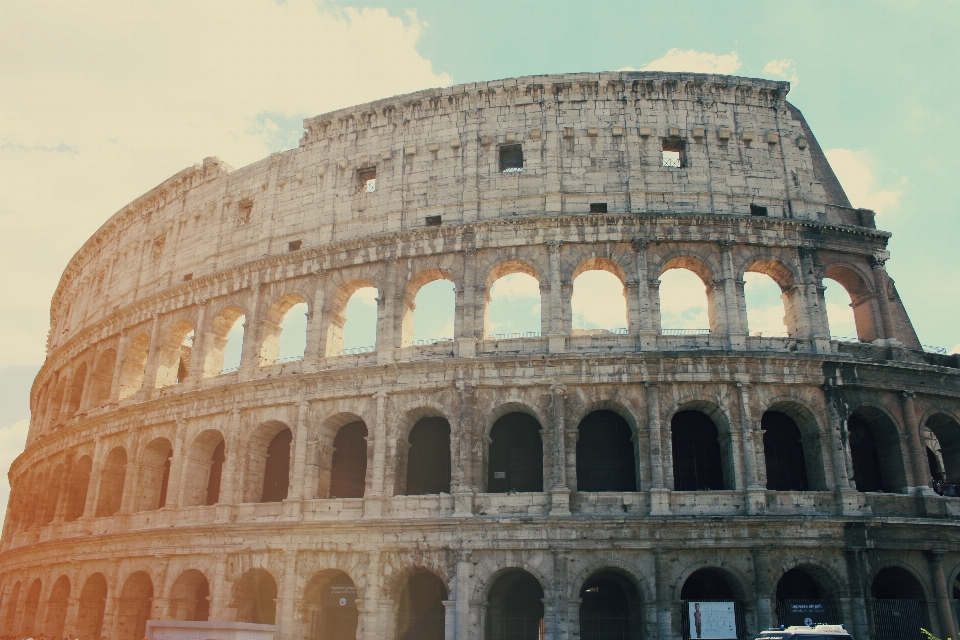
[687,601,738,639]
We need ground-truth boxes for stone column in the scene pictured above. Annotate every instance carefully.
[443,600,456,640]
[718,240,745,349]
[799,247,831,349]
[166,417,189,508]
[52,453,75,523]
[279,549,298,640]
[187,299,208,382]
[210,553,230,621]
[141,314,163,391]
[118,433,142,514]
[646,383,670,515]
[737,383,766,514]
[927,550,958,640]
[239,281,262,375]
[457,247,478,357]
[377,256,398,363]
[304,268,327,367]
[78,347,100,413]
[453,383,474,517]
[869,255,896,341]
[455,550,472,640]
[108,330,128,403]
[751,547,774,631]
[61,596,80,637]
[364,391,388,517]
[216,409,242,518]
[844,549,870,640]
[546,241,566,353]
[901,391,933,494]
[549,383,570,516]
[654,549,674,640]
[82,437,104,520]
[361,552,381,640]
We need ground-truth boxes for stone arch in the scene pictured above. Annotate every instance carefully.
[923,412,960,484]
[116,571,153,640]
[823,262,880,342]
[65,361,88,416]
[665,397,736,491]
[232,568,278,625]
[118,333,150,400]
[3,580,20,635]
[96,446,127,517]
[328,420,369,499]
[46,375,67,428]
[482,567,546,640]
[76,572,108,640]
[575,409,638,493]
[19,577,41,637]
[203,304,247,377]
[242,420,292,503]
[22,470,44,530]
[484,399,547,438]
[675,563,749,602]
[33,380,51,430]
[847,404,909,493]
[483,259,543,339]
[182,429,227,507]
[772,560,846,602]
[260,292,309,365]
[137,437,173,511]
[314,411,370,499]
[390,401,455,497]
[326,277,379,356]
[155,319,194,387]
[743,258,805,337]
[301,569,360,640]
[44,574,71,637]
[400,267,457,347]
[168,569,210,621]
[64,454,93,521]
[657,254,721,333]
[486,407,545,493]
[567,558,651,604]
[89,348,117,407]
[762,399,829,491]
[570,256,630,334]
[394,568,448,640]
[578,567,646,640]
[40,462,65,525]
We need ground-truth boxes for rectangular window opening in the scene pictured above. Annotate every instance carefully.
[499,144,524,172]
[661,138,686,168]
[750,204,769,217]
[590,203,608,214]
[425,215,442,227]
[357,168,377,194]
[288,240,302,252]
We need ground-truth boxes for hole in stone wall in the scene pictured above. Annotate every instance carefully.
[589,203,607,213]
[357,168,377,194]
[499,144,523,172]
[661,138,685,168]
[750,204,769,216]
[288,240,302,252]
[425,215,442,227]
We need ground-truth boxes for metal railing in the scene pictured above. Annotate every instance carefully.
[276,354,304,363]
[340,346,375,355]
[661,328,710,336]
[221,366,239,374]
[610,327,628,335]
[831,333,861,343]
[488,331,541,340]
[750,331,789,338]
[411,337,455,346]
[922,344,948,355]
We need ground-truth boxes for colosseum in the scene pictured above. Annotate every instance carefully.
[1,71,958,640]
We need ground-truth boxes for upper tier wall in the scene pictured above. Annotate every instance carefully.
[48,72,858,353]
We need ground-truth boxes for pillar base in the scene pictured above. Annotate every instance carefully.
[215,504,237,523]
[376,348,395,364]
[362,497,383,519]
[281,499,302,521]
[457,338,477,358]
[649,488,672,516]
[638,331,659,351]
[549,488,571,516]
[835,489,869,516]
[453,492,474,518]
[746,488,767,515]
[812,337,833,354]
[548,334,567,354]
[728,333,747,350]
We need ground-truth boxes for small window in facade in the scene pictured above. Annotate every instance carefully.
[499,144,523,173]
[357,168,377,194]
[661,138,685,168]
[590,203,608,214]
[425,215,442,227]
[750,204,769,217]
[288,240,302,252]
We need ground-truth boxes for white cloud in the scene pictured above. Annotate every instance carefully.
[490,273,540,300]
[0,419,30,518]
[351,287,380,307]
[950,344,960,356]
[659,269,710,330]
[641,49,741,74]
[571,271,627,331]
[824,148,902,216]
[0,0,450,370]
[763,58,799,85]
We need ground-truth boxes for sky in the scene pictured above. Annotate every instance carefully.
[1,0,959,515]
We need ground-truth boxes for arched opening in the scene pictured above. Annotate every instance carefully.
[233,569,277,625]
[743,264,796,337]
[96,446,127,517]
[848,408,908,493]
[23,472,44,529]
[41,463,64,525]
[775,568,838,627]
[658,261,715,334]
[870,567,929,640]
[571,260,628,334]
[326,280,378,356]
[260,295,308,365]
[3,581,20,635]
[261,428,292,503]
[64,455,93,522]
[20,578,41,637]
[116,571,153,640]
[182,430,226,507]
[486,569,544,640]
[168,570,210,621]
[77,573,108,640]
[302,571,359,640]
[46,377,66,427]
[155,321,195,387]
[118,333,150,400]
[89,349,117,406]
[487,413,543,493]
[681,569,743,640]
[926,413,960,486]
[671,410,726,491]
[137,437,173,511]
[44,575,71,638]
[822,278,858,341]
[402,270,456,346]
[203,307,246,376]
[404,417,451,495]
[485,263,542,339]
[66,362,88,416]
[576,411,636,492]
[579,570,643,640]
[329,422,368,498]
[762,411,809,491]
[823,266,879,342]
[397,571,447,640]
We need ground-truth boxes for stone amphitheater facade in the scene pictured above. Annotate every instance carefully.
[1,72,959,640]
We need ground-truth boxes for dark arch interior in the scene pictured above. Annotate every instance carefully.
[303,572,359,640]
[579,571,642,640]
[206,440,225,505]
[576,411,637,492]
[926,446,945,483]
[681,569,738,601]
[763,411,809,491]
[170,570,210,622]
[405,417,451,495]
[64,457,92,522]
[398,572,447,640]
[261,428,292,503]
[488,413,543,493]
[235,569,278,625]
[44,576,71,638]
[671,410,725,491]
[848,415,885,493]
[871,567,925,600]
[77,574,107,640]
[487,570,544,640]
[330,421,368,498]
[117,572,153,640]
[927,414,960,484]
[776,568,822,600]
